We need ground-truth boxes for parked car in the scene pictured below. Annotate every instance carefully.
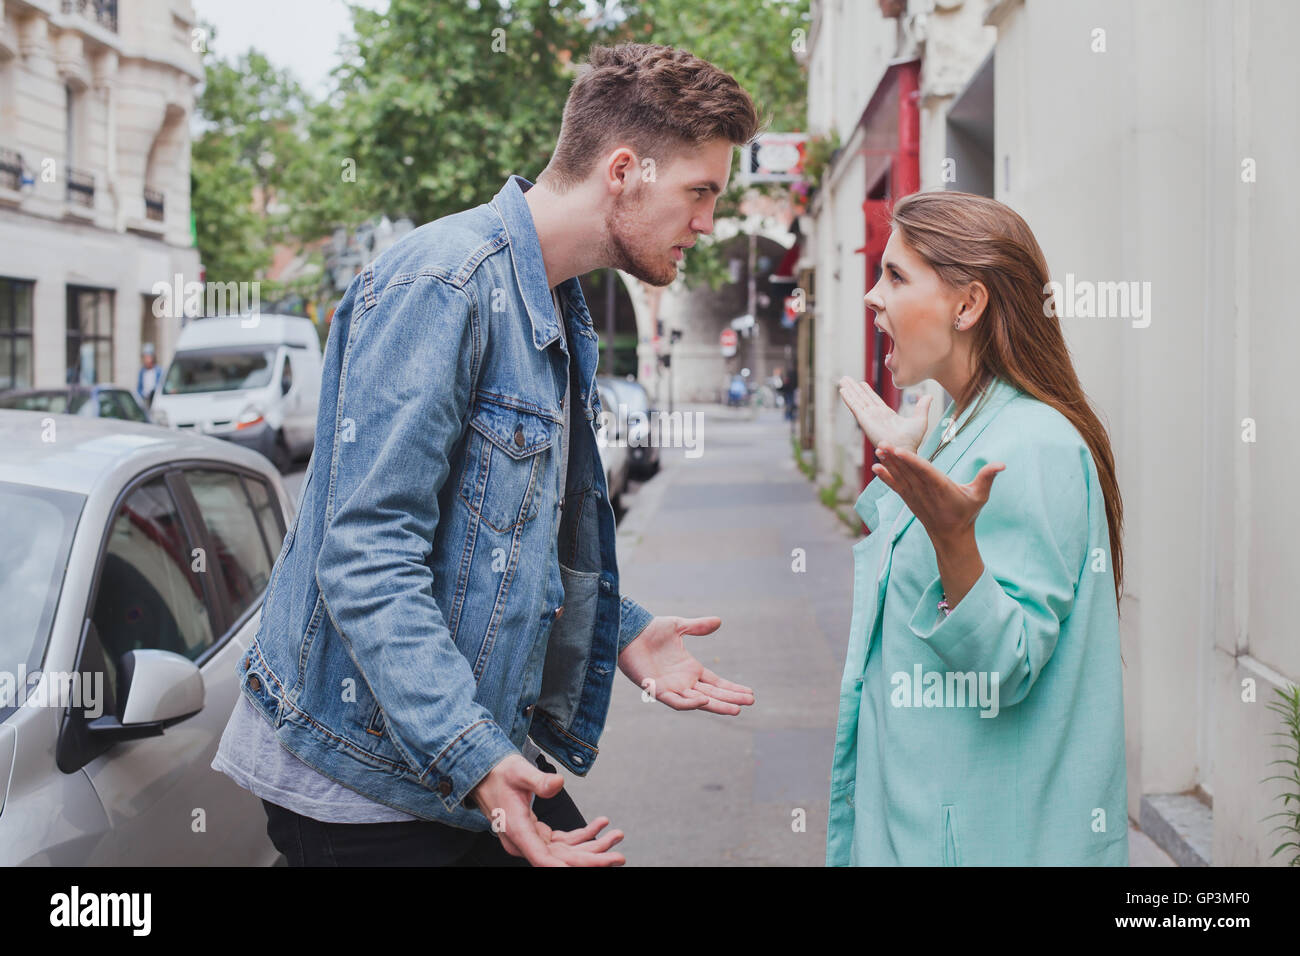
[594,382,629,513]
[0,385,152,423]
[151,314,322,472]
[0,409,295,865]
[597,375,660,479]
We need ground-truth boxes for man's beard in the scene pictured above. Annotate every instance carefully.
[605,191,678,287]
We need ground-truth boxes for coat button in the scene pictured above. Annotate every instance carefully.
[437,777,453,796]
[248,674,262,692]
[513,426,525,448]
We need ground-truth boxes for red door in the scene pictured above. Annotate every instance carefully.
[852,59,921,503]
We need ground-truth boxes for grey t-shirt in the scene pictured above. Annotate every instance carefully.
[210,288,572,823]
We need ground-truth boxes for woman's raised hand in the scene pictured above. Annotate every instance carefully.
[837,376,933,455]
[872,445,1005,544]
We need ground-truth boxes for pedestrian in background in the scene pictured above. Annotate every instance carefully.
[136,342,161,408]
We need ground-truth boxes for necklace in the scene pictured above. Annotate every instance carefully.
[926,384,993,462]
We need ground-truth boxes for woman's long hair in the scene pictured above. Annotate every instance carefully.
[890,191,1124,604]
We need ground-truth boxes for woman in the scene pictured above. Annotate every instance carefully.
[826,191,1127,866]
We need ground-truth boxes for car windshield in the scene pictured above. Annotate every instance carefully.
[0,391,91,414]
[162,347,277,394]
[0,482,85,702]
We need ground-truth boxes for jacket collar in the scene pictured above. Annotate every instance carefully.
[878,377,1023,544]
[489,174,593,352]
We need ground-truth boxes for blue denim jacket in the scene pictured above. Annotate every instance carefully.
[234,175,655,830]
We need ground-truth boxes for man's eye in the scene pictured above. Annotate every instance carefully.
[694,188,709,197]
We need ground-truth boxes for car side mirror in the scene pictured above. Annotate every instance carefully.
[85,649,204,743]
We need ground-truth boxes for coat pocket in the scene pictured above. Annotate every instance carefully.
[942,804,962,866]
[459,399,556,533]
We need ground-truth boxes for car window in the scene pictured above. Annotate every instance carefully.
[112,390,147,422]
[0,483,84,694]
[182,469,273,623]
[161,347,277,394]
[91,476,215,703]
[95,391,117,418]
[243,474,285,554]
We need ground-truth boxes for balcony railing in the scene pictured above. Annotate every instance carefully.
[61,0,118,33]
[144,187,165,222]
[66,167,95,207]
[0,149,21,192]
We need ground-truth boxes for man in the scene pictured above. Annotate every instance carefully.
[213,42,762,867]
[136,342,161,408]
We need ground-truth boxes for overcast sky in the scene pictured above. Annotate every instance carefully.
[191,0,389,97]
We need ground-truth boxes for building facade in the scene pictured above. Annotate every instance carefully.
[802,0,1299,865]
[0,0,201,394]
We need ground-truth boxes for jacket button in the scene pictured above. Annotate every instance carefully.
[437,777,453,797]
[513,426,525,448]
[248,675,262,692]
[523,704,535,717]
[554,605,564,619]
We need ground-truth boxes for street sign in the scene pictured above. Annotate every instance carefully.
[721,328,737,358]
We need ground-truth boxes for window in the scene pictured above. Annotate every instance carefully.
[243,475,286,555]
[182,469,274,623]
[66,285,114,384]
[0,482,84,687]
[91,476,215,703]
[109,390,147,422]
[162,346,275,394]
[0,278,34,390]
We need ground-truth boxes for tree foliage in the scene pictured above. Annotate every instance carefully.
[191,1,811,292]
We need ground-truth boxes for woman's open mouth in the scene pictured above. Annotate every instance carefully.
[877,323,896,370]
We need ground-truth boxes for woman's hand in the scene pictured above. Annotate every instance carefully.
[873,445,1004,542]
[838,377,932,454]
[873,445,1006,608]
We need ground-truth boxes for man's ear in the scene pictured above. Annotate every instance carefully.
[604,147,638,197]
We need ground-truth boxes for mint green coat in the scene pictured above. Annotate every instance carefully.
[827,378,1128,866]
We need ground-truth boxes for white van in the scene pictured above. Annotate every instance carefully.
[151,314,323,472]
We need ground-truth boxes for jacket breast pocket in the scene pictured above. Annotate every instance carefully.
[459,398,556,533]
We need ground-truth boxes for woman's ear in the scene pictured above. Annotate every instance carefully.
[954,281,990,330]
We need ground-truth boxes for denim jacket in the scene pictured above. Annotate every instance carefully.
[234,175,655,830]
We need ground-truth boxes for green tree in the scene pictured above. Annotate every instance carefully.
[619,0,811,289]
[192,30,314,285]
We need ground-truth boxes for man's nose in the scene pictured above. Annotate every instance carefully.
[692,208,715,235]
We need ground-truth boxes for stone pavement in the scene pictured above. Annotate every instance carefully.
[564,402,856,865]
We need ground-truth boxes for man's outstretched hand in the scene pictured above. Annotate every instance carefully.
[617,615,755,714]
[469,754,625,867]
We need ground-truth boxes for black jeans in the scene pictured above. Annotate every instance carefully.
[262,754,586,866]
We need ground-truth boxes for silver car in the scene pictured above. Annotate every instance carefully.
[0,409,294,865]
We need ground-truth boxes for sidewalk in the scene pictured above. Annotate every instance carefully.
[565,402,857,865]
